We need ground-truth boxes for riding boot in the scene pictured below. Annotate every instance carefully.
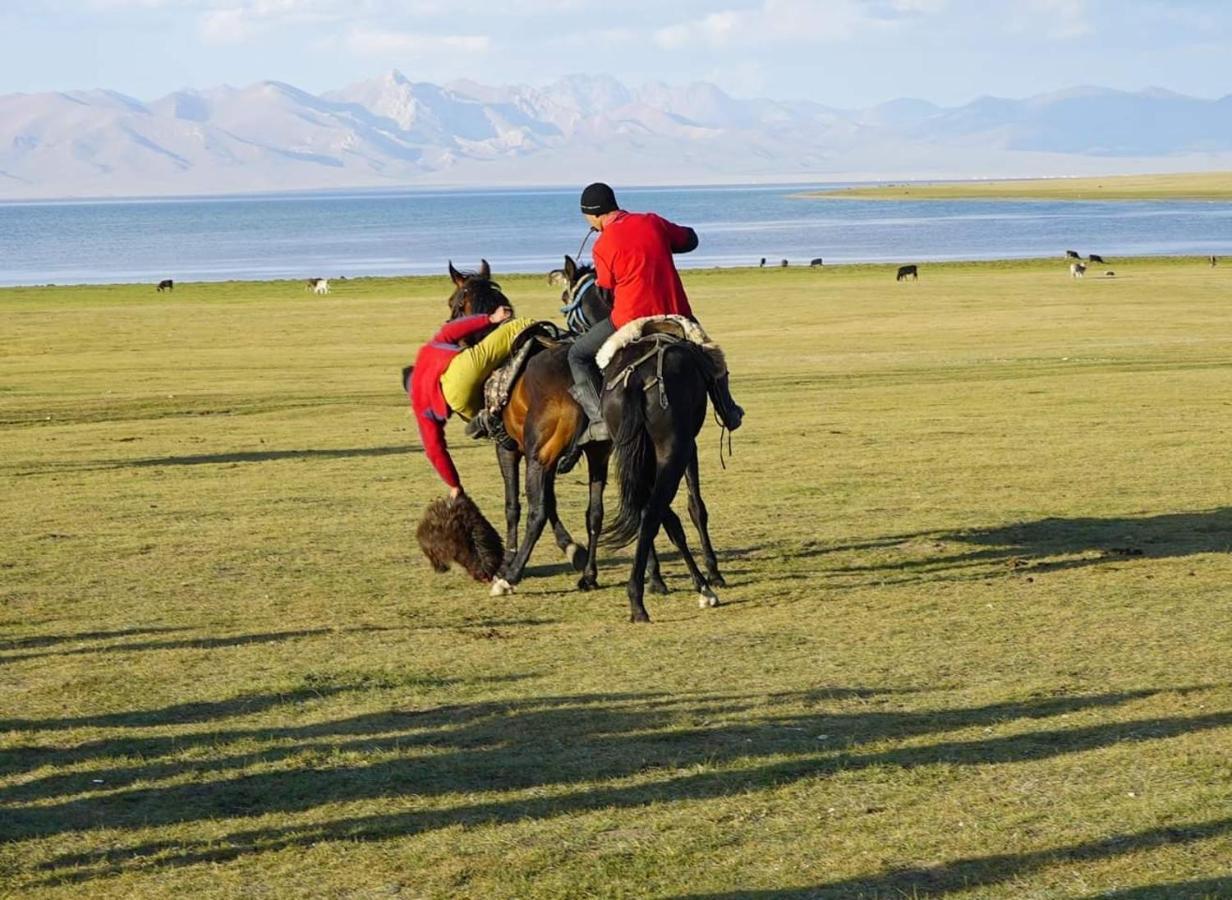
[465,410,497,440]
[709,373,745,431]
[568,382,611,444]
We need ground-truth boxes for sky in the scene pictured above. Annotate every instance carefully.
[0,0,1229,107]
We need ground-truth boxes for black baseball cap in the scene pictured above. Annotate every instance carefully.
[580,182,618,216]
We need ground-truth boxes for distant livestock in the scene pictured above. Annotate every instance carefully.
[1212,256,1219,268]
[896,264,918,282]
[307,277,330,295]
[1070,263,1087,279]
[810,258,824,267]
[1088,253,1106,264]
[780,259,789,268]
[1066,250,1081,260]
[156,279,174,292]
[759,258,766,268]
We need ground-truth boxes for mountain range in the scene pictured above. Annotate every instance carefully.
[1,72,1230,200]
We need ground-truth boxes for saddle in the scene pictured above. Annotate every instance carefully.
[598,315,726,400]
[479,322,571,447]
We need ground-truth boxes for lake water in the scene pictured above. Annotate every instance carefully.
[1,184,1229,287]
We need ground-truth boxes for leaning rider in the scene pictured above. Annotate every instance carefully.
[405,305,534,498]
[566,182,744,444]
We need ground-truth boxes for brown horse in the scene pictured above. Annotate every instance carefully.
[444,261,679,598]
[443,261,608,594]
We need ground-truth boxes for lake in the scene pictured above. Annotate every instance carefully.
[1,184,1229,287]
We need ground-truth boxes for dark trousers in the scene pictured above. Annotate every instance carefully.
[567,316,617,389]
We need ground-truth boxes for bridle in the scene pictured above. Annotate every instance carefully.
[560,271,598,334]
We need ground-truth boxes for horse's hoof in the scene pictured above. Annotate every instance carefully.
[708,573,728,588]
[630,612,652,624]
[698,588,720,609]
[489,577,514,597]
[566,543,588,573]
[649,580,670,595]
[577,575,598,592]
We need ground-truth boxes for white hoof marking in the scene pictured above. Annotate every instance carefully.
[489,577,514,597]
[698,588,720,609]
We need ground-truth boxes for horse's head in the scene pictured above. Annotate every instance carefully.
[447,259,510,319]
[446,259,510,347]
[559,254,612,334]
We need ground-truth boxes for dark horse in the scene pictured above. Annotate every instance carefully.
[558,254,726,608]
[593,278,723,622]
[442,260,606,595]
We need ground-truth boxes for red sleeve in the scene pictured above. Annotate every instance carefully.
[433,314,491,345]
[416,414,460,489]
[654,214,697,253]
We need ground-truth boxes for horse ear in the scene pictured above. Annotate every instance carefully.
[564,255,577,281]
[479,259,491,280]
[448,261,466,287]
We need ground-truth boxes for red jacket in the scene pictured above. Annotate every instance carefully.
[408,314,491,488]
[593,211,696,328]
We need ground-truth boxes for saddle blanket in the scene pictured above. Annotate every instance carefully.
[595,315,713,370]
[482,321,569,415]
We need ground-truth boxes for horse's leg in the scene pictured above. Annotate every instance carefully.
[646,546,669,595]
[548,494,586,574]
[661,506,719,609]
[491,460,551,596]
[626,453,690,623]
[685,449,725,587]
[496,444,522,567]
[578,443,608,591]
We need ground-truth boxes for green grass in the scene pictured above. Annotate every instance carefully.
[807,170,1232,201]
[3,258,1232,899]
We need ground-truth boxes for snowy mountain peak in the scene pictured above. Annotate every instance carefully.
[0,75,1228,200]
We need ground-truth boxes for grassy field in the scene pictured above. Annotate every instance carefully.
[809,171,1232,201]
[2,257,1232,899]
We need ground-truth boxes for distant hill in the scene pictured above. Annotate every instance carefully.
[1,73,1229,200]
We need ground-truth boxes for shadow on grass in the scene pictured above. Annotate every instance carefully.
[7,682,1227,886]
[672,818,1232,898]
[809,507,1232,585]
[114,445,416,468]
[0,625,392,667]
[0,627,186,653]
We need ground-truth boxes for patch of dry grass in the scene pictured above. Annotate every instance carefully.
[808,170,1232,201]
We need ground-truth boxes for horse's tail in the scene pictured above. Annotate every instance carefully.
[605,371,654,548]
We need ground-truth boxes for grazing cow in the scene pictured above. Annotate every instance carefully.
[307,277,330,295]
[780,259,789,268]
[1066,250,1081,260]
[1088,253,1106,264]
[1070,263,1086,279]
[156,279,174,292]
[896,264,918,282]
[810,258,823,267]
[759,257,766,267]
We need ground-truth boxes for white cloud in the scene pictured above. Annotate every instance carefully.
[344,26,491,55]
[1012,0,1092,39]
[652,0,939,50]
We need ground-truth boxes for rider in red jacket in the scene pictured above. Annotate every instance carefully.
[567,182,743,444]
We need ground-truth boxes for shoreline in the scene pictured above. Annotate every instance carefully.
[804,171,1232,202]
[1,254,1221,292]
